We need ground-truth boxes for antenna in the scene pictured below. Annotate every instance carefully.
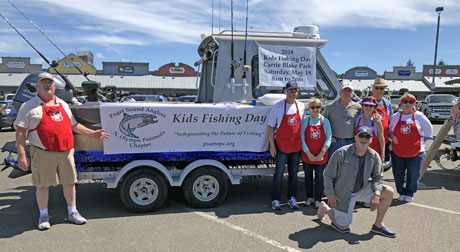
[211,0,214,34]
[241,0,250,95]
[218,0,221,33]
[7,0,90,81]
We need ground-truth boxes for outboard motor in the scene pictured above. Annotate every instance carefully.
[12,71,73,111]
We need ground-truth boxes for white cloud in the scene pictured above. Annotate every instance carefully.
[82,35,148,46]
[95,53,104,59]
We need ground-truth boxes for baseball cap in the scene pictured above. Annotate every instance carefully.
[37,72,54,82]
[356,126,373,136]
[341,82,354,91]
[285,81,298,90]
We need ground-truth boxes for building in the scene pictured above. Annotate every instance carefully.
[48,53,97,75]
[153,62,198,77]
[423,65,460,94]
[342,66,431,99]
[0,73,199,97]
[76,51,94,66]
[0,57,42,73]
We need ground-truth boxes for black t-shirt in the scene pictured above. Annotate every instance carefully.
[353,154,366,193]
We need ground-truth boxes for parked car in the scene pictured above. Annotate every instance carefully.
[122,95,168,102]
[418,94,457,121]
[0,101,17,131]
[177,95,197,102]
[1,93,15,102]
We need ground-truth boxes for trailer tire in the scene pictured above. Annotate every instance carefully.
[119,169,168,212]
[183,167,228,208]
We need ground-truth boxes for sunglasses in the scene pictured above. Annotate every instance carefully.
[287,89,298,93]
[374,87,385,90]
[402,100,415,104]
[310,106,321,110]
[362,104,376,108]
[358,133,372,139]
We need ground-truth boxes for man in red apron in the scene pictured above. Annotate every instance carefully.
[15,72,109,230]
[267,82,305,210]
[371,78,393,162]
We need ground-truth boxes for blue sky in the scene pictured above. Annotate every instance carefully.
[0,0,459,75]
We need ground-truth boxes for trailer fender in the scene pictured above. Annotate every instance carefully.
[177,159,242,186]
[110,160,173,188]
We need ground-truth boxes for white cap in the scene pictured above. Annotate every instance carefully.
[341,82,354,91]
[37,72,54,82]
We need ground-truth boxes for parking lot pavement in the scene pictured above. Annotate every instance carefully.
[0,125,459,252]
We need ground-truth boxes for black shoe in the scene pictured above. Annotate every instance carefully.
[371,224,396,238]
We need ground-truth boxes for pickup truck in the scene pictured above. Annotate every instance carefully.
[418,94,457,122]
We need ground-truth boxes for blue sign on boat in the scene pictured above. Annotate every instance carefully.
[398,70,411,76]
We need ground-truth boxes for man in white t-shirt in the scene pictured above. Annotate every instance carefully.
[267,81,305,210]
[15,72,109,230]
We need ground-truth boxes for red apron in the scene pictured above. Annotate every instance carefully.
[301,116,328,164]
[376,100,389,143]
[354,116,382,155]
[392,112,421,158]
[29,101,74,151]
[275,101,302,153]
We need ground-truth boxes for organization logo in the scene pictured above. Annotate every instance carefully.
[50,112,63,122]
[378,111,385,119]
[287,116,298,126]
[119,113,158,138]
[310,129,321,139]
[400,124,411,135]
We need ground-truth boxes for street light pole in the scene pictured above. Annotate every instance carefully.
[431,6,444,93]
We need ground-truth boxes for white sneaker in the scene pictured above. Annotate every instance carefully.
[288,197,299,209]
[305,198,314,206]
[314,201,321,209]
[68,210,87,225]
[271,200,281,210]
[398,195,405,201]
[38,214,50,230]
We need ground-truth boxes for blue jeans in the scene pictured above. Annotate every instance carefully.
[327,138,355,162]
[271,145,300,201]
[391,152,425,197]
[303,162,325,201]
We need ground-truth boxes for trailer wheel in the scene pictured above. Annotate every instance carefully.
[383,160,392,172]
[119,169,168,212]
[183,167,228,208]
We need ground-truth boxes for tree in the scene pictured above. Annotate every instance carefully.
[438,59,446,65]
[406,59,414,67]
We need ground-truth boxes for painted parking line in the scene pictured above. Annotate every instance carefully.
[408,202,460,216]
[426,170,460,177]
[171,202,301,252]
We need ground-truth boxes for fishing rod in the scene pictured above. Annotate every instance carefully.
[7,0,90,81]
[0,12,77,92]
[241,0,249,95]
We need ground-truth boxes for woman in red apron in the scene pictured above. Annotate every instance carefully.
[301,98,332,208]
[354,96,385,160]
[390,93,433,203]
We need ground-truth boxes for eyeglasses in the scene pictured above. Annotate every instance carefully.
[402,100,415,104]
[310,106,321,110]
[357,133,372,139]
[362,104,376,108]
[374,87,385,90]
[287,89,298,93]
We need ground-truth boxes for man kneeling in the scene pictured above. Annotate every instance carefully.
[317,126,396,238]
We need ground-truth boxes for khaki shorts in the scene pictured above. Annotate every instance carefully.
[333,183,375,227]
[30,145,77,187]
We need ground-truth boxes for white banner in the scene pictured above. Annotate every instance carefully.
[7,61,25,69]
[258,45,316,88]
[100,103,271,154]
